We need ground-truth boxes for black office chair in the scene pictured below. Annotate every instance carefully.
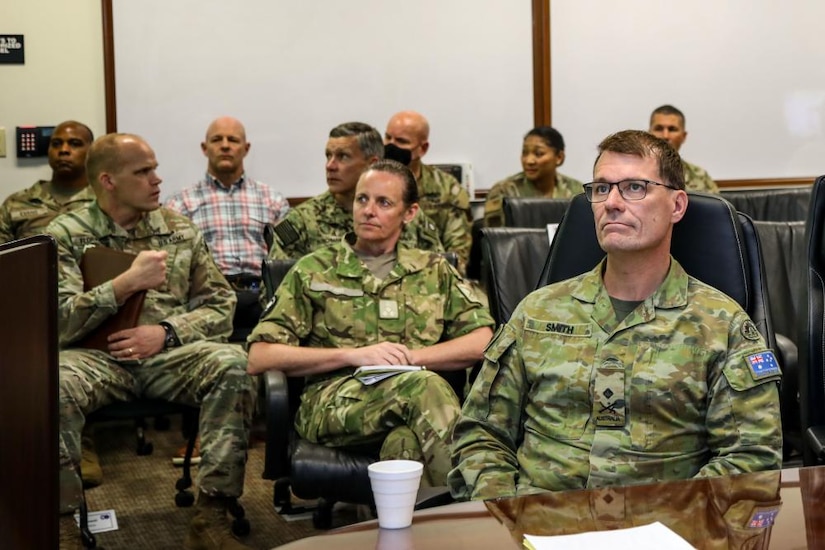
[479,227,552,325]
[535,193,786,455]
[753,220,806,457]
[259,255,462,528]
[501,197,572,228]
[721,187,812,222]
[538,193,777,346]
[798,176,825,465]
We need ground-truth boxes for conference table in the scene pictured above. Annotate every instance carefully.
[275,465,825,549]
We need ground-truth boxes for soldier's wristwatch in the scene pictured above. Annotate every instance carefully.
[159,322,180,350]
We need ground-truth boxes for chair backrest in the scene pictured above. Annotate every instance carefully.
[721,187,812,222]
[537,193,777,351]
[502,197,572,228]
[480,227,551,325]
[752,220,807,345]
[799,175,825,463]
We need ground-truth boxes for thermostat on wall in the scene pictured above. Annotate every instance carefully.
[16,126,54,158]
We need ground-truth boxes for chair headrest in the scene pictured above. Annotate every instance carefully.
[538,193,750,310]
[502,197,572,228]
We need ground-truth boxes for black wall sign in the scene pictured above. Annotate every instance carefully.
[0,35,24,65]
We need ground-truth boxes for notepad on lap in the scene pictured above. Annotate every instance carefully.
[75,247,146,352]
[353,365,426,385]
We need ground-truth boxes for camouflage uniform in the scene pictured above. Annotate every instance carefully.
[483,171,584,227]
[684,160,720,193]
[47,203,256,513]
[487,469,781,548]
[417,164,472,273]
[249,238,494,485]
[449,258,782,501]
[0,180,95,243]
[267,190,444,260]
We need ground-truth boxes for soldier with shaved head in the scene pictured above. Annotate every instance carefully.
[50,133,256,549]
[384,110,473,274]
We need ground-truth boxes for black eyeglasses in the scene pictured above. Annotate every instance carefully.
[583,179,677,203]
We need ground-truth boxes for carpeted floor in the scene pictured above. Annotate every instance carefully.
[82,418,358,549]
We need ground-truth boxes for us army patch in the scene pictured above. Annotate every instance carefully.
[273,220,300,247]
[745,351,780,380]
[741,319,761,341]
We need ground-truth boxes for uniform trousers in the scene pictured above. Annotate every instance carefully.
[295,370,460,486]
[58,342,256,513]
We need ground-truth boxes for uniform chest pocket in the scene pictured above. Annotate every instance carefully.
[403,292,445,344]
[629,343,711,451]
[522,326,594,441]
[316,284,366,345]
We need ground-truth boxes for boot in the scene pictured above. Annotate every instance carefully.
[184,495,252,550]
[80,436,103,488]
[58,515,82,550]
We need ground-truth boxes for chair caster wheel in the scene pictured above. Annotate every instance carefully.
[175,491,195,507]
[232,517,251,536]
[176,477,192,491]
[312,507,333,529]
[273,478,291,508]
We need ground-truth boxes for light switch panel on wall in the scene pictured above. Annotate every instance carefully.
[0,128,6,157]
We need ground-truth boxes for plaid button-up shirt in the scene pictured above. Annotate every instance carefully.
[165,173,290,277]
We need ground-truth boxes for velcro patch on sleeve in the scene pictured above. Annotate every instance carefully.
[273,220,300,247]
[745,351,781,380]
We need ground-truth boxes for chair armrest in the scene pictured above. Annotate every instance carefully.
[262,369,292,480]
[415,486,455,510]
[805,426,825,462]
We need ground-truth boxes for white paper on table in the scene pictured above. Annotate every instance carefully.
[546,223,559,246]
[523,521,695,550]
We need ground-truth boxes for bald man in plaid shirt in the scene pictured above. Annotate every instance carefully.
[166,116,290,290]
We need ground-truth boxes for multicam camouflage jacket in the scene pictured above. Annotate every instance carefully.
[46,202,236,348]
[267,190,444,260]
[683,160,719,193]
[450,258,782,500]
[250,236,494,386]
[483,171,584,227]
[0,180,95,243]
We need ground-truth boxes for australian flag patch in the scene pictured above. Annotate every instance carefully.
[745,351,781,380]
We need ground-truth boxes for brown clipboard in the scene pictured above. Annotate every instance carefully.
[75,247,146,351]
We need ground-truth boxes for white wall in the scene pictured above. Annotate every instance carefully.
[0,3,105,202]
[112,0,533,201]
[552,0,825,183]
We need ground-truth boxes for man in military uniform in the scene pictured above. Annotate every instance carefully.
[267,121,444,265]
[249,160,493,486]
[0,120,96,242]
[50,133,256,549]
[449,130,782,501]
[649,104,719,193]
[384,110,473,273]
[0,120,106,489]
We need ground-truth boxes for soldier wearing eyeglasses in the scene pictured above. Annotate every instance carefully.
[449,130,782,501]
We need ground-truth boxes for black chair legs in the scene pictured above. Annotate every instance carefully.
[313,498,334,530]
